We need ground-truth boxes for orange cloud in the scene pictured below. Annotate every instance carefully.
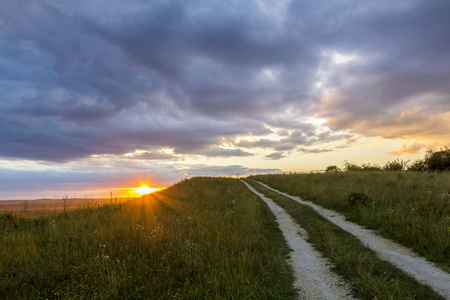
[388,142,423,156]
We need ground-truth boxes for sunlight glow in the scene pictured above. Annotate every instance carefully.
[133,185,162,196]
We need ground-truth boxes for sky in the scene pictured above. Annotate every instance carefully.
[1,0,449,199]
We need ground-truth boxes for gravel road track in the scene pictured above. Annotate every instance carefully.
[253,180,450,299]
[241,180,354,300]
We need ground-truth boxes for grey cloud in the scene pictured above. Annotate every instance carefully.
[308,0,450,139]
[0,0,449,164]
[238,138,280,149]
[265,152,285,160]
[238,129,352,153]
[297,148,333,154]
[197,148,253,158]
[124,151,175,160]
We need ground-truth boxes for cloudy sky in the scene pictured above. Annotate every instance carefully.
[1,0,449,199]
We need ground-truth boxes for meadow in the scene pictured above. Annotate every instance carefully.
[0,177,296,299]
[244,179,442,299]
[250,171,450,272]
[1,173,448,299]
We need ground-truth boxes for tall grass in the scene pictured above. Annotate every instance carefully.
[0,177,296,299]
[250,172,450,271]
[245,179,443,300]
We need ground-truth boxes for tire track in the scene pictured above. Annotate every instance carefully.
[253,180,450,299]
[241,180,354,300]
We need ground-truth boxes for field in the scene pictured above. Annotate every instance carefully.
[0,197,125,217]
[250,171,450,272]
[0,177,296,299]
[1,173,449,299]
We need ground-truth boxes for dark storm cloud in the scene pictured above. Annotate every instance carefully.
[1,0,449,164]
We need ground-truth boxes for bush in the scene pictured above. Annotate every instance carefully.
[424,147,450,171]
[384,159,409,171]
[343,162,382,172]
[344,161,363,172]
[361,163,382,172]
[346,191,372,207]
[325,165,341,173]
[408,159,427,172]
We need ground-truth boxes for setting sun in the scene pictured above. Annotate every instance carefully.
[133,185,161,196]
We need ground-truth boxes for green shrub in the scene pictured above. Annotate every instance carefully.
[408,159,427,171]
[343,161,362,172]
[325,165,341,173]
[424,147,450,171]
[343,162,382,172]
[384,159,409,171]
[361,163,382,172]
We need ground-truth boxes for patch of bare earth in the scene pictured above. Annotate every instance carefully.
[254,180,450,299]
[241,180,354,300]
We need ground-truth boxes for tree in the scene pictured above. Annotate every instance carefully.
[423,147,450,171]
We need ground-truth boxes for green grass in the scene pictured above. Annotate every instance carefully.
[244,179,443,300]
[250,172,450,272]
[0,177,297,299]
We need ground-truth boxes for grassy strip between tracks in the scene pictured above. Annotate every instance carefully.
[244,179,443,300]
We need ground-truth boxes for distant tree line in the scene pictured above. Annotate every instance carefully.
[326,147,450,172]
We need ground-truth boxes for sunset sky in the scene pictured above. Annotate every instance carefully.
[1,0,449,199]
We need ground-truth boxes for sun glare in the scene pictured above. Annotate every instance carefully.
[133,185,161,196]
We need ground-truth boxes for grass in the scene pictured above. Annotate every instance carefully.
[0,197,129,217]
[250,172,450,272]
[0,177,297,299]
[244,179,443,300]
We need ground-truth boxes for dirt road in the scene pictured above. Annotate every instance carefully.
[253,180,450,299]
[241,180,354,299]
